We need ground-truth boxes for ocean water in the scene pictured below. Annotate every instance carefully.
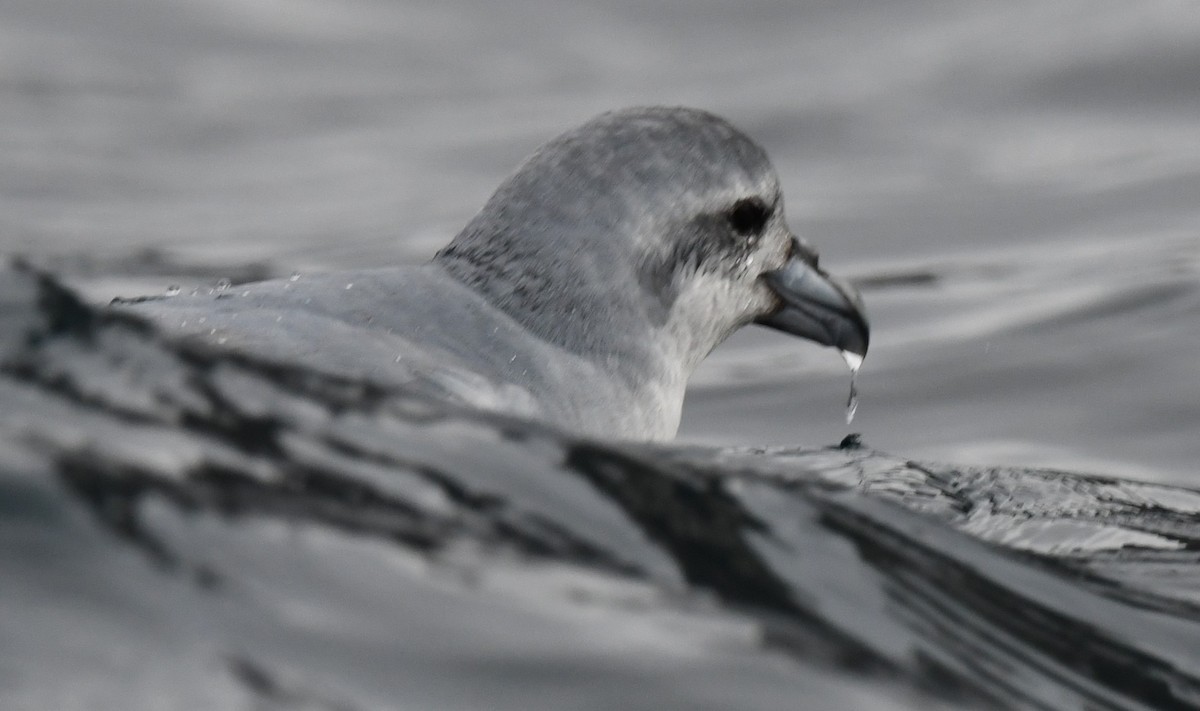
[7,0,1198,483]
[4,1,1200,709]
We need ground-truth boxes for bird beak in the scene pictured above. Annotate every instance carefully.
[754,236,869,358]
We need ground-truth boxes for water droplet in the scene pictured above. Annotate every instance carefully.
[215,278,232,292]
[394,354,403,363]
[197,316,207,324]
[241,290,250,297]
[840,350,862,425]
[217,336,228,345]
[289,272,301,282]
[344,282,354,290]
[844,382,858,425]
[165,285,181,296]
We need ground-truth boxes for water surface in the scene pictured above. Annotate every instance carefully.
[6,0,1197,482]
[4,2,1200,709]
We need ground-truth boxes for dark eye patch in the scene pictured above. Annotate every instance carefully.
[727,198,769,237]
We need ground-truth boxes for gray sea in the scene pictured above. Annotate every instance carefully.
[4,2,1200,709]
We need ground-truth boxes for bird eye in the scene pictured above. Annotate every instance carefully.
[727,198,769,237]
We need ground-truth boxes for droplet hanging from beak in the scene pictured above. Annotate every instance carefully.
[840,350,862,425]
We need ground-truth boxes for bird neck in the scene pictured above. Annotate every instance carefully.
[432,243,694,414]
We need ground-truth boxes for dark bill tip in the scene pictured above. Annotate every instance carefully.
[754,239,869,357]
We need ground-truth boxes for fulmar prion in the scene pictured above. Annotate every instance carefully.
[118,107,869,440]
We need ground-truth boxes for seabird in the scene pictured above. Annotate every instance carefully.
[119,107,869,440]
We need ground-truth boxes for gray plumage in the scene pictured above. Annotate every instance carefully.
[120,107,867,440]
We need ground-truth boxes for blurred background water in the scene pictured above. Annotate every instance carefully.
[3,1,1199,474]
[7,3,1200,709]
